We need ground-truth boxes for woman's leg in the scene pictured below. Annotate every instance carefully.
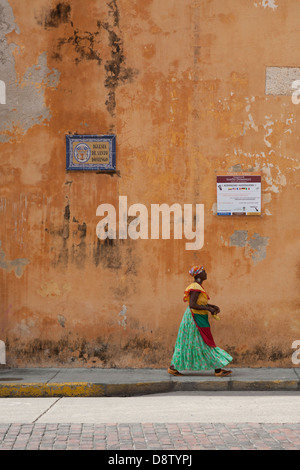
[168,365,183,376]
[214,368,232,377]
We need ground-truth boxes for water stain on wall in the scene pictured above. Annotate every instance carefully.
[6,331,167,368]
[55,28,102,65]
[46,0,138,115]
[93,237,122,270]
[45,199,90,270]
[36,2,71,29]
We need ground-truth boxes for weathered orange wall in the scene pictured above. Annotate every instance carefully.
[0,0,299,367]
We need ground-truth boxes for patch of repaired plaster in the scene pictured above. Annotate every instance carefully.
[229,230,248,248]
[230,230,269,265]
[0,1,60,142]
[118,304,127,329]
[265,67,300,95]
[247,233,269,264]
[0,241,30,277]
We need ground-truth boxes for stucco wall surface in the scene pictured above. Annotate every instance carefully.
[0,0,299,368]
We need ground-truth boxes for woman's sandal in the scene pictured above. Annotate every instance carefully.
[214,369,232,377]
[168,367,184,376]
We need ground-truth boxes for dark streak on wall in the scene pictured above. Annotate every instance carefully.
[47,0,138,115]
[37,2,71,29]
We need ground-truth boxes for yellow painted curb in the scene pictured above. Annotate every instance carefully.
[230,380,299,391]
[105,381,171,396]
[0,382,105,397]
[0,379,299,397]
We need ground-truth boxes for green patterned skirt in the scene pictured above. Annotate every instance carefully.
[171,307,232,371]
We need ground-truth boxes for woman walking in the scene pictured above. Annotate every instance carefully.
[168,266,232,377]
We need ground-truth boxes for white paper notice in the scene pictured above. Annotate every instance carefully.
[217,174,261,216]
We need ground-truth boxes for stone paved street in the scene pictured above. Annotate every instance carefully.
[0,422,299,450]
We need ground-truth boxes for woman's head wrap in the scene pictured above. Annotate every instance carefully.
[189,265,204,277]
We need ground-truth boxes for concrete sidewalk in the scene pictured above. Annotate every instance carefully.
[0,367,299,397]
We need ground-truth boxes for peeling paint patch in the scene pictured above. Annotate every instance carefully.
[118,305,127,329]
[243,97,258,134]
[211,202,217,215]
[57,314,66,328]
[263,119,274,148]
[261,163,287,193]
[229,231,269,265]
[228,164,244,172]
[0,241,29,277]
[0,2,60,142]
[23,52,60,89]
[229,148,290,198]
[254,0,278,10]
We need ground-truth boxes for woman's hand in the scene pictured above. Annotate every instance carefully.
[189,292,220,314]
[207,304,220,314]
[207,306,217,314]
